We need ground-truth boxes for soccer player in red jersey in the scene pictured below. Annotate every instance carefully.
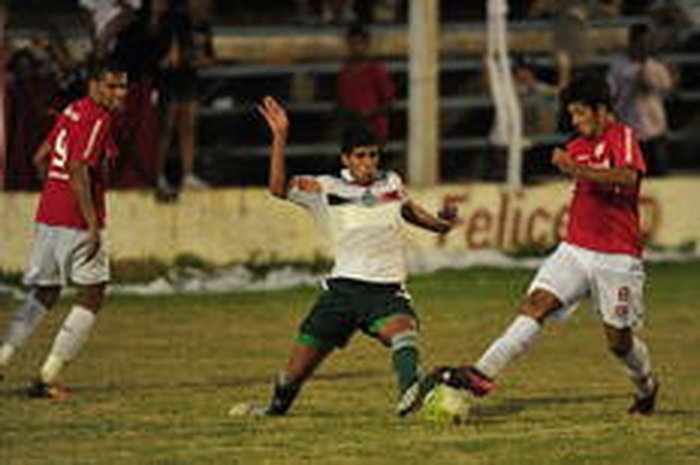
[0,60,127,399]
[429,73,659,416]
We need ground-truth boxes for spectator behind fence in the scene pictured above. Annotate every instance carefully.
[155,0,214,194]
[6,33,73,191]
[108,0,164,188]
[79,0,142,58]
[336,24,395,144]
[485,54,559,182]
[608,24,674,176]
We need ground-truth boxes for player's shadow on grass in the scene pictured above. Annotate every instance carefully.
[0,369,382,398]
[470,393,628,419]
[469,394,700,420]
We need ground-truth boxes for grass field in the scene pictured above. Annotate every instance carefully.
[1,262,699,465]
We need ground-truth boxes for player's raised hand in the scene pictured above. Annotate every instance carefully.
[258,96,289,140]
[551,147,577,176]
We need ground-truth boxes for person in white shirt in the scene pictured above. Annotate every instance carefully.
[608,23,674,175]
[234,97,458,417]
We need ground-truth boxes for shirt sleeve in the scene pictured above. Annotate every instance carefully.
[374,63,395,105]
[67,114,109,168]
[611,125,646,172]
[286,175,326,209]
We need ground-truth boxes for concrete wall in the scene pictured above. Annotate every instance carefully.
[1,178,698,272]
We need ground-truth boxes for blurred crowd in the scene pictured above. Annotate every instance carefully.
[5,0,214,192]
[3,0,699,191]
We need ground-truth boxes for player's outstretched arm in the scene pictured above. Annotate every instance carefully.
[401,200,456,234]
[258,96,290,198]
[551,147,639,186]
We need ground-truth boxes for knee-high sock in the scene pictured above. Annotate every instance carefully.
[0,293,49,368]
[268,372,301,415]
[391,330,420,395]
[615,336,654,396]
[475,315,541,379]
[40,306,96,384]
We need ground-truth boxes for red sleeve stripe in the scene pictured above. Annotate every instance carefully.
[624,126,633,165]
[83,118,103,159]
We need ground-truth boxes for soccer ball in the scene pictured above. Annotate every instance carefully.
[419,383,471,424]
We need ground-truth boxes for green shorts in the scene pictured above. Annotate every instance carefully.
[298,278,418,350]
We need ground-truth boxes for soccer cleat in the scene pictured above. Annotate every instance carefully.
[628,377,659,416]
[26,380,70,401]
[396,372,441,417]
[228,402,277,417]
[433,365,495,397]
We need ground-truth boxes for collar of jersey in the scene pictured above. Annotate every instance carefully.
[340,169,386,185]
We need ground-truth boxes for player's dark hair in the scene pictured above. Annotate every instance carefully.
[346,23,370,41]
[86,58,127,81]
[560,71,612,111]
[629,23,652,45]
[340,123,378,154]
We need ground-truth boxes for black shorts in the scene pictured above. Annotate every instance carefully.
[298,278,418,349]
[159,68,197,102]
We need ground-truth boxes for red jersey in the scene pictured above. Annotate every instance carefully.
[565,121,646,257]
[35,97,117,229]
[337,60,395,142]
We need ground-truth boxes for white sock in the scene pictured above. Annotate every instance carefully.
[0,293,49,367]
[475,315,541,379]
[616,336,654,396]
[40,306,96,384]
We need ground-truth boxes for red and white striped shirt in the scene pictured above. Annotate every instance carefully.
[36,97,117,229]
[565,121,646,257]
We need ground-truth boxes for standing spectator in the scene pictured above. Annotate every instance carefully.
[0,61,127,398]
[79,0,142,58]
[336,24,395,144]
[608,24,674,175]
[529,1,597,89]
[155,0,214,193]
[486,55,559,181]
[5,35,67,191]
[109,0,164,188]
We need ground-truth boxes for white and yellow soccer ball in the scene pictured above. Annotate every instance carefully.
[419,383,471,424]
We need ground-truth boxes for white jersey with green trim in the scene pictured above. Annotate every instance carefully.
[287,169,408,283]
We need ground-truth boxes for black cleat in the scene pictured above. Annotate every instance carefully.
[628,377,659,416]
[396,371,442,417]
[27,380,70,401]
[433,365,495,397]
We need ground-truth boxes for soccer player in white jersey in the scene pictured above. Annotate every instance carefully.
[245,96,457,416]
[432,73,659,416]
[0,61,127,399]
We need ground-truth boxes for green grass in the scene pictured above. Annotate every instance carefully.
[1,263,699,465]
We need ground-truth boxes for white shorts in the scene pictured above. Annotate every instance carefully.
[529,242,646,329]
[23,224,110,287]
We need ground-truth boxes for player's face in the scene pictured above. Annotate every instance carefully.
[94,72,128,111]
[341,145,380,185]
[567,102,607,138]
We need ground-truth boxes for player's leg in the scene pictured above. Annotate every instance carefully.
[30,228,109,399]
[1,225,63,376]
[376,315,420,397]
[263,283,353,415]
[156,99,177,191]
[593,255,657,415]
[439,243,590,395]
[0,286,61,376]
[266,338,334,416]
[603,325,657,415]
[178,100,205,188]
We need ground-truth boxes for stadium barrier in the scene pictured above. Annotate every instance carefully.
[0,177,697,272]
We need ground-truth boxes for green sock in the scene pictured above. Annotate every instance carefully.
[391,331,420,394]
